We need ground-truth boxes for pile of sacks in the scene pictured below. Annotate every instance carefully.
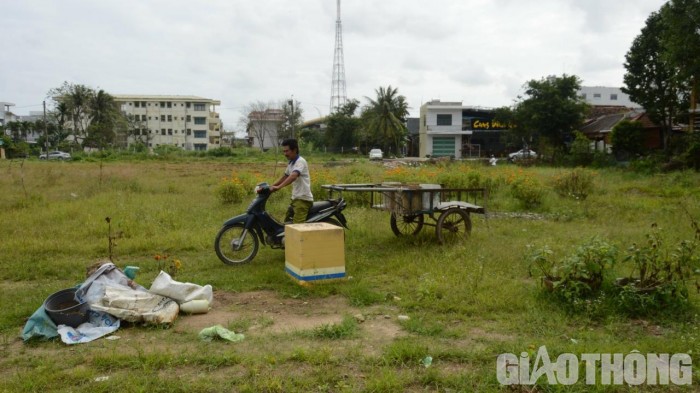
[22,262,213,344]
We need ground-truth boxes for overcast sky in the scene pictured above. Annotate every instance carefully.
[2,0,666,131]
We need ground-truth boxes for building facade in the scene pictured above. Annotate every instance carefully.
[1,102,16,128]
[113,95,222,151]
[578,86,640,108]
[418,100,508,158]
[247,109,285,151]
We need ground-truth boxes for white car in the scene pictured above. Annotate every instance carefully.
[40,151,72,160]
[508,149,537,161]
[369,149,383,160]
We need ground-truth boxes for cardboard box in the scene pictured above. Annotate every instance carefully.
[285,222,345,284]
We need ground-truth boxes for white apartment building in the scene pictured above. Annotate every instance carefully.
[113,95,222,151]
[578,86,641,108]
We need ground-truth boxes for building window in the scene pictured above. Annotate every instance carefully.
[134,102,139,108]
[168,129,173,135]
[436,114,452,126]
[593,93,601,99]
[161,115,166,121]
[141,101,146,107]
[141,115,147,121]
[161,129,166,135]
[186,115,191,122]
[167,115,172,122]
[187,129,192,135]
[160,102,165,108]
[194,103,206,111]
[194,117,206,125]
[194,131,207,138]
[194,143,207,151]
[610,94,618,100]
[167,102,172,108]
[186,102,191,108]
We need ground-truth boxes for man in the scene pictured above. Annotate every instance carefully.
[270,139,313,223]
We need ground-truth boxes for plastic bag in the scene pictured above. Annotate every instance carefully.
[198,325,244,342]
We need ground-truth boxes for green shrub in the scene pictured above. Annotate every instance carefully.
[216,172,260,204]
[551,168,595,200]
[510,177,544,208]
[616,223,700,316]
[529,237,618,305]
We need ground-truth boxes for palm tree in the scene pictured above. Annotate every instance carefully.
[363,86,409,155]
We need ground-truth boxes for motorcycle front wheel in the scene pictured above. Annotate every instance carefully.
[215,223,259,265]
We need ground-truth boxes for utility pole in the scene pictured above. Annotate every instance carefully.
[288,98,295,139]
[43,101,48,155]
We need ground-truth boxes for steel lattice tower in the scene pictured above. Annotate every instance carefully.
[330,0,347,114]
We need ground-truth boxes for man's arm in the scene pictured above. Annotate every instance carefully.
[270,171,299,192]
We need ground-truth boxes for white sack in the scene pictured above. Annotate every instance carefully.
[149,271,213,305]
[90,285,179,324]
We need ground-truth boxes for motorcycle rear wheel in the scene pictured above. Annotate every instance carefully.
[215,223,259,265]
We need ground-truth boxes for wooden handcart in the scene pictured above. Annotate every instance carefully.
[322,183,487,243]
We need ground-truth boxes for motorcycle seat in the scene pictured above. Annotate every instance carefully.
[309,200,333,214]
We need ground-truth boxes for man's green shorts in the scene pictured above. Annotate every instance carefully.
[289,199,313,224]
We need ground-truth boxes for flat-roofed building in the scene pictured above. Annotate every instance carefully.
[113,95,222,151]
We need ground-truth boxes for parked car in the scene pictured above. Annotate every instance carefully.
[40,151,72,160]
[508,149,537,161]
[369,148,383,160]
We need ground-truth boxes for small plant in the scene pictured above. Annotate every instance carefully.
[216,172,260,204]
[552,168,595,200]
[154,253,182,277]
[528,237,617,304]
[616,223,700,315]
[306,315,357,339]
[510,177,545,208]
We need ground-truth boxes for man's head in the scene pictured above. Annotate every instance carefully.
[281,138,299,160]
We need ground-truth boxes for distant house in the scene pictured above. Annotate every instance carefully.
[580,108,669,153]
[247,108,285,151]
[418,100,509,158]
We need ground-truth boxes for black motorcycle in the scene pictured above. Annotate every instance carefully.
[215,182,348,265]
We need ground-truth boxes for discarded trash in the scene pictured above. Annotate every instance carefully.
[94,376,109,382]
[180,299,210,314]
[56,311,120,345]
[90,285,179,325]
[44,288,89,328]
[422,356,433,368]
[198,325,244,342]
[397,315,410,321]
[150,271,213,305]
[123,266,140,280]
[105,335,120,341]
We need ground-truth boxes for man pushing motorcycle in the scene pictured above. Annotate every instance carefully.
[270,138,313,224]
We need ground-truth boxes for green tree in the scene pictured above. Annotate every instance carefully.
[48,82,95,145]
[568,131,594,166]
[509,75,588,157]
[279,99,304,142]
[362,86,409,155]
[83,89,119,149]
[622,7,685,150]
[325,99,361,152]
[611,120,647,160]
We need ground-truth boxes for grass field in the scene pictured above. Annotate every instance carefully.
[1,155,699,392]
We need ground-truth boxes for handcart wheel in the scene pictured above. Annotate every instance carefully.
[390,213,424,236]
[435,208,471,244]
